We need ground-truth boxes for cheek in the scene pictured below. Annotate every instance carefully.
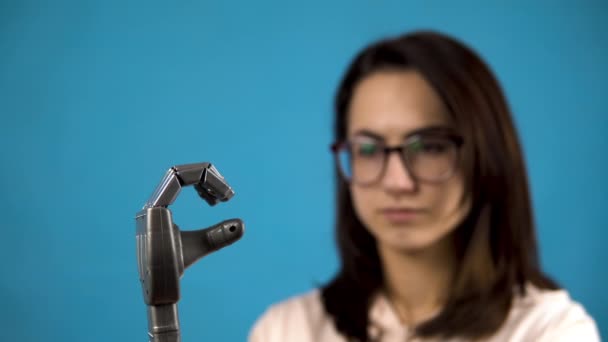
[350,186,376,226]
[429,175,469,223]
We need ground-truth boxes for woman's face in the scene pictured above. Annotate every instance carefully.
[347,70,470,253]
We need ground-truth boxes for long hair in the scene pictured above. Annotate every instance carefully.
[321,30,558,341]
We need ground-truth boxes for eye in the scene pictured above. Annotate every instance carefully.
[353,142,380,157]
[423,142,449,154]
[409,139,451,155]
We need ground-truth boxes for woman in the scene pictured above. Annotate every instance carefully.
[249,31,599,341]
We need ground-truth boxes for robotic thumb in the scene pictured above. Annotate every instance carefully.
[180,219,245,270]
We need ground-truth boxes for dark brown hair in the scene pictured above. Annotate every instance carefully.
[321,30,558,341]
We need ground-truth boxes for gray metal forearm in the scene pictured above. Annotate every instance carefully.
[148,304,180,342]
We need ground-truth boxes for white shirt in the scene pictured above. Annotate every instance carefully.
[249,285,600,342]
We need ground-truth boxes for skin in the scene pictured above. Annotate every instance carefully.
[347,70,471,324]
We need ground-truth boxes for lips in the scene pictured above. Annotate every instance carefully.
[380,208,423,224]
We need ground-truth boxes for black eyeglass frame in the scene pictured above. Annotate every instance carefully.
[330,130,464,186]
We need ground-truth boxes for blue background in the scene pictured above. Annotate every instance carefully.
[0,1,606,341]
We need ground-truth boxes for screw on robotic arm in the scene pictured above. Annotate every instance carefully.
[136,162,244,342]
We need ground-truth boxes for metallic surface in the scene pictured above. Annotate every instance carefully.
[136,162,244,341]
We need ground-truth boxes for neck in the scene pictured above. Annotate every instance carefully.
[378,236,455,326]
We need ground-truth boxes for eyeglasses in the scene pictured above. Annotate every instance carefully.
[331,132,463,186]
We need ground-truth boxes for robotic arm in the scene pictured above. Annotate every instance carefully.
[135,162,244,342]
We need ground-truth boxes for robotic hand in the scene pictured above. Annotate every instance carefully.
[135,162,245,342]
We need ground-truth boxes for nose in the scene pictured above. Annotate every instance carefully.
[381,152,417,193]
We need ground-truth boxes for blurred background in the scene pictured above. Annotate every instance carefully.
[0,1,606,340]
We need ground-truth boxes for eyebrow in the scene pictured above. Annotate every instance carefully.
[351,125,454,141]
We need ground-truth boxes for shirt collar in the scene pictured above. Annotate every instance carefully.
[368,291,406,337]
[368,291,444,339]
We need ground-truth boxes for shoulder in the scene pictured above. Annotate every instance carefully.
[254,289,325,327]
[496,285,600,341]
[248,289,339,342]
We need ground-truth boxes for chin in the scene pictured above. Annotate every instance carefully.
[375,225,454,254]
